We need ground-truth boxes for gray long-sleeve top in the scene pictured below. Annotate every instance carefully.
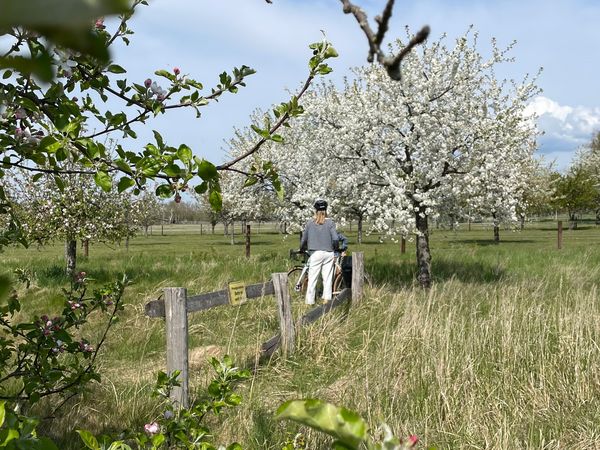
[300,218,339,252]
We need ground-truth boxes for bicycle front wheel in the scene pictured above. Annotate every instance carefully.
[287,266,307,302]
[332,272,345,296]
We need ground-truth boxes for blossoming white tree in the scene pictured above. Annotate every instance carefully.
[254,30,539,288]
[6,169,142,274]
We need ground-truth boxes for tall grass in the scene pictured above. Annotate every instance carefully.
[1,223,599,448]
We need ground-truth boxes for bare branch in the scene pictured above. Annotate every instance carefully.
[340,0,430,80]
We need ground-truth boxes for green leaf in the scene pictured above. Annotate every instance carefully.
[39,135,62,153]
[37,437,60,450]
[151,434,165,448]
[0,428,19,447]
[0,54,53,82]
[209,189,222,211]
[76,429,100,450]
[54,175,65,192]
[155,184,173,199]
[155,69,175,81]
[117,176,135,193]
[94,171,112,192]
[197,159,218,181]
[163,164,181,178]
[177,145,193,164]
[271,134,284,143]
[194,182,208,195]
[0,0,129,28]
[0,401,5,427]
[325,45,339,59]
[276,399,367,449]
[243,176,258,188]
[153,130,164,148]
[107,64,127,74]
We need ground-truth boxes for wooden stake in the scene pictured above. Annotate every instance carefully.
[352,252,364,305]
[272,273,294,356]
[164,287,189,408]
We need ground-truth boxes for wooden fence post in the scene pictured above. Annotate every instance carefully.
[557,220,563,249]
[272,273,294,357]
[164,287,189,408]
[400,236,406,254]
[245,225,251,258]
[352,252,364,305]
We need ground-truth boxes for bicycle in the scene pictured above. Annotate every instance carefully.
[287,249,347,302]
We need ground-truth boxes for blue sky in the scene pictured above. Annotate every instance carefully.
[111,0,600,171]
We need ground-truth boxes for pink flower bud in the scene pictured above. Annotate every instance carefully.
[144,78,152,88]
[144,422,159,435]
[175,193,182,204]
[95,18,105,30]
[173,67,180,76]
[408,435,419,447]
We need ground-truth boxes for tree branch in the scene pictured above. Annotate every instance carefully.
[216,74,314,171]
[339,0,430,80]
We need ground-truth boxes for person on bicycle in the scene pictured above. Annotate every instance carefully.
[299,199,340,305]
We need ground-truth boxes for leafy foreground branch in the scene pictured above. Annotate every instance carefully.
[0,272,127,405]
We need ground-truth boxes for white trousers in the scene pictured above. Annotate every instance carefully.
[305,250,335,304]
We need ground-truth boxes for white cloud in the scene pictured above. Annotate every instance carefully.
[525,96,600,170]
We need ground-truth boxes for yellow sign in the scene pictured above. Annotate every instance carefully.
[228,281,247,306]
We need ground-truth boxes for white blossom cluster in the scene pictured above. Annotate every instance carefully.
[223,30,540,244]
[3,168,153,245]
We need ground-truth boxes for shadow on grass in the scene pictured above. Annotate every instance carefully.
[454,239,537,246]
[37,264,174,286]
[367,258,505,289]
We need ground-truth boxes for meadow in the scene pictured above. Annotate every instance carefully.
[1,220,599,449]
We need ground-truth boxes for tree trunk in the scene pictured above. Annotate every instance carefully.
[224,222,229,236]
[65,240,77,277]
[211,222,216,234]
[519,214,525,231]
[357,215,363,244]
[82,239,89,258]
[144,225,149,236]
[231,222,235,245]
[414,209,432,289]
[569,212,578,230]
[492,212,500,243]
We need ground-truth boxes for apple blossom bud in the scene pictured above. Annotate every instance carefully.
[144,78,152,88]
[408,435,419,447]
[144,422,159,435]
[173,67,180,76]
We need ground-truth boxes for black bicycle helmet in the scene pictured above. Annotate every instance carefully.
[314,199,328,211]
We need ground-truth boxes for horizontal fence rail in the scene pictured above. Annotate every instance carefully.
[144,252,364,407]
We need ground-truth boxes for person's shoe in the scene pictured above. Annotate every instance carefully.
[321,298,330,305]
